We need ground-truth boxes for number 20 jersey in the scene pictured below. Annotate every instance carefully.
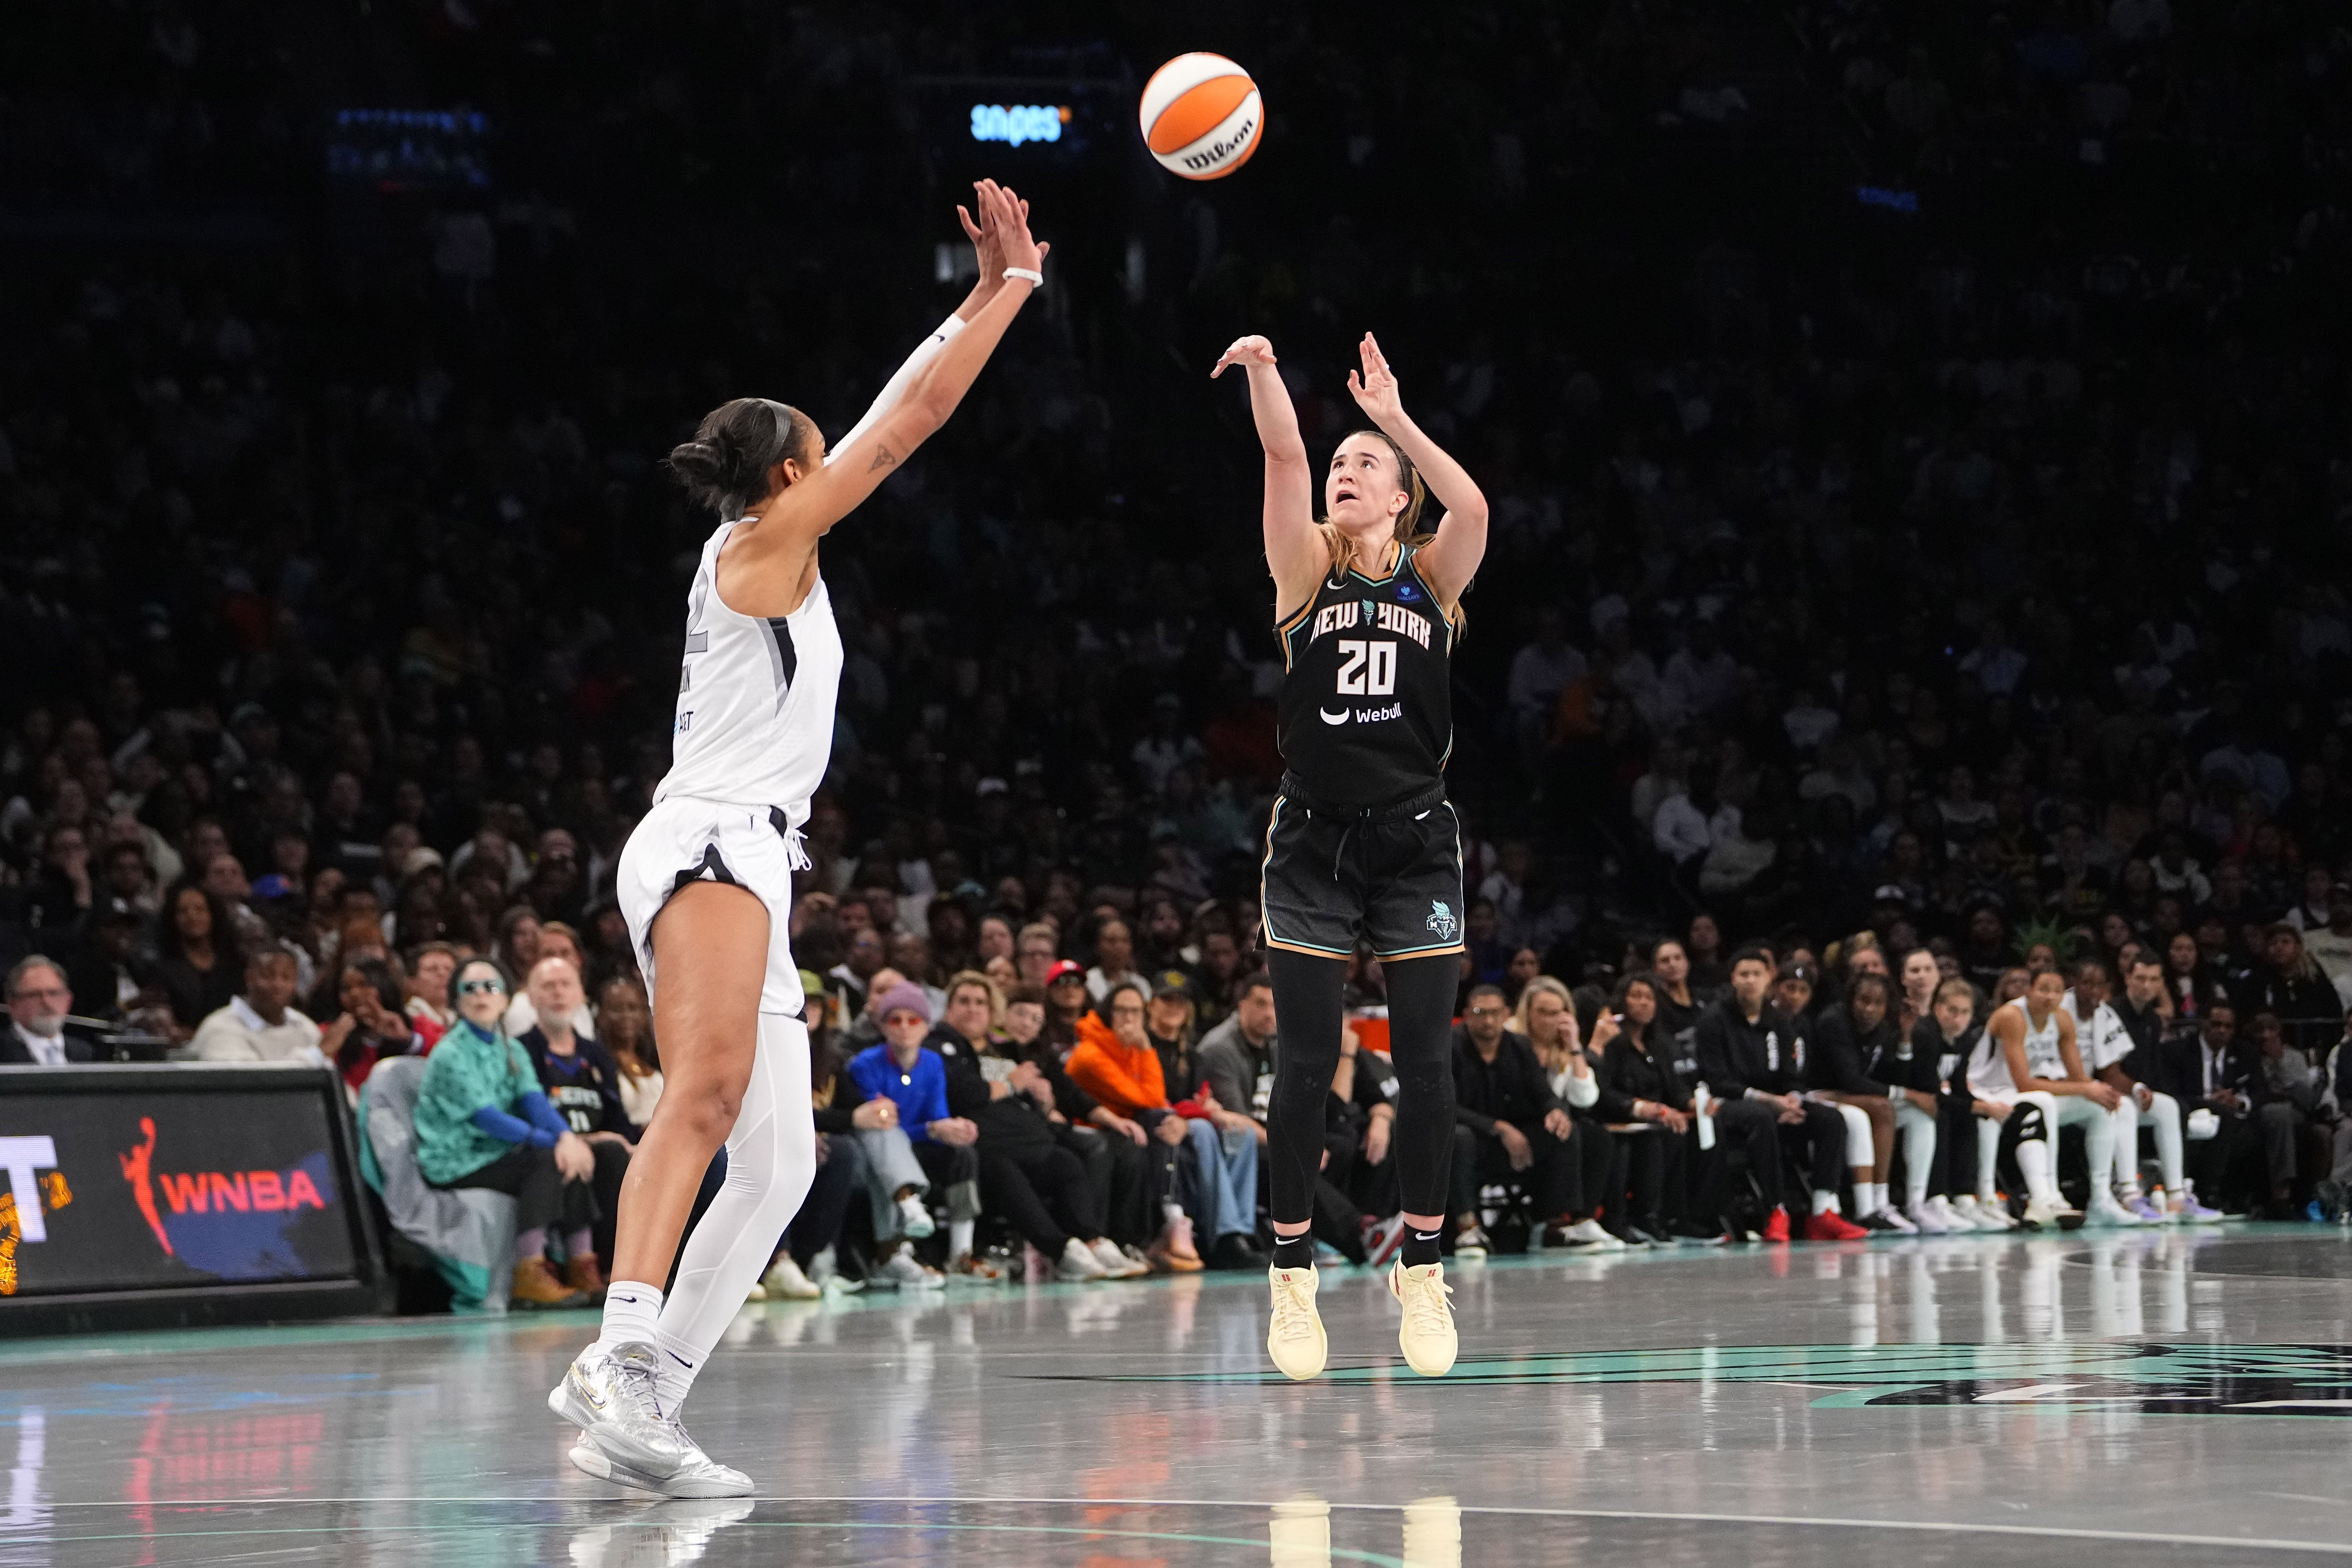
[1274,543,1456,811]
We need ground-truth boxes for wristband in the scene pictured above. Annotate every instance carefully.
[1002,266,1043,285]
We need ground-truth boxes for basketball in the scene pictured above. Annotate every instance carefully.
[1139,52,1262,180]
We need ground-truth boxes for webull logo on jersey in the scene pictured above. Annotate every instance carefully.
[1317,701,1404,726]
[1307,599,1434,650]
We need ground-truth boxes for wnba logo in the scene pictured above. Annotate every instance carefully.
[118,1116,329,1260]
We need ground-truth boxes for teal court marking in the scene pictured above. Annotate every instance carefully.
[1041,1339,2352,1414]
[24,1512,1407,1566]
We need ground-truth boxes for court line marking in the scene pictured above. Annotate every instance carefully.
[12,1518,1405,1563]
[26,1493,2352,1554]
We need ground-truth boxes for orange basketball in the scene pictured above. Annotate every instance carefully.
[1139,53,1262,180]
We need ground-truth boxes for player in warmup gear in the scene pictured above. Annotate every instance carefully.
[1212,330,1488,1381]
[549,181,1048,1496]
[1965,963,2126,1230]
[2066,959,2178,1223]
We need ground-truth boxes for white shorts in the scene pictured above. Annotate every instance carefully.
[617,795,806,1018]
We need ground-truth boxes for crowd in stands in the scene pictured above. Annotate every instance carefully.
[8,2,2352,1300]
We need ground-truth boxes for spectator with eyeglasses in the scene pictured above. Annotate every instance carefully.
[3,955,94,1065]
[410,957,597,1309]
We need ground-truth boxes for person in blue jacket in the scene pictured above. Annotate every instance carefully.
[413,956,599,1307]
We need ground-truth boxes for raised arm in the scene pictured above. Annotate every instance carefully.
[1344,332,1488,616]
[1210,335,1322,621]
[826,182,1027,462]
[723,184,1046,590]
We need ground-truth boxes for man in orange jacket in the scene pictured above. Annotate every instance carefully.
[1068,977,1267,1268]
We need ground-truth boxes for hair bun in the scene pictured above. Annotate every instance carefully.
[666,399,804,514]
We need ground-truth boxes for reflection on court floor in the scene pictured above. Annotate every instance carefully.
[8,1226,2352,1565]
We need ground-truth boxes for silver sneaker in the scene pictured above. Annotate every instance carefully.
[548,1341,691,1478]
[569,1432,752,1499]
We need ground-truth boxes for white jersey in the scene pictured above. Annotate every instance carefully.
[1967,996,2068,1102]
[656,519,844,825]
[2062,992,2131,1073]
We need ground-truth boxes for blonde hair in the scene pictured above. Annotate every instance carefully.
[945,969,1005,1033]
[1511,974,1574,1043]
[1318,430,1464,632]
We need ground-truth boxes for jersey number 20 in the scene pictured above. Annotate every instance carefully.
[1335,639,1396,696]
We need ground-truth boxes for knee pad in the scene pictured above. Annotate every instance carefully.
[2008,1101,2049,1145]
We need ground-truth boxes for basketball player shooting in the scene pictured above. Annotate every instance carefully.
[1210,331,1489,1381]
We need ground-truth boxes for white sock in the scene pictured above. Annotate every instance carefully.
[949,1218,975,1260]
[1867,1181,1888,1216]
[2016,1138,2059,1205]
[597,1282,664,1352]
[1811,1190,1839,1216]
[1162,1200,1186,1227]
[653,1327,701,1410]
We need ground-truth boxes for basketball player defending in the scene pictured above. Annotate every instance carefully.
[1211,332,1488,1380]
[550,182,1047,1495]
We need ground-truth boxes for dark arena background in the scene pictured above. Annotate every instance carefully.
[9,2,2352,1565]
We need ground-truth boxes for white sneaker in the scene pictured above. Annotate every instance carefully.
[2021,1195,2082,1230]
[569,1432,752,1499]
[1266,1265,1327,1381]
[874,1249,945,1290]
[1566,1218,1624,1251]
[1452,1224,1490,1259]
[1388,1260,1458,1377]
[1961,1194,2019,1231]
[1906,1198,1950,1234]
[2088,1191,2150,1227]
[1924,1195,1969,1232]
[896,1192,936,1239]
[547,1341,690,1479]
[761,1256,821,1300]
[1089,1236,1148,1278]
[1055,1237,1110,1281]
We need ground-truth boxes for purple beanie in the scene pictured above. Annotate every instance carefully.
[872,981,931,1023]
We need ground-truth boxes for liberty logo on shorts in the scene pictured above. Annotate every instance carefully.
[1426,900,1460,943]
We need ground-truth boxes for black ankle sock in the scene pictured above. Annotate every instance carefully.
[1271,1233,1315,1271]
[1401,1229,1443,1268]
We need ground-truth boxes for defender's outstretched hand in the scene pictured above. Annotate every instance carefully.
[1211,334,1278,377]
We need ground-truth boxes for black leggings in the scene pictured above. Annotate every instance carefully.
[979,1142,1104,1256]
[1266,948,1457,1224]
[431,1142,594,1237]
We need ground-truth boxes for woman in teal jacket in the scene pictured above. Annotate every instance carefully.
[415,956,599,1306]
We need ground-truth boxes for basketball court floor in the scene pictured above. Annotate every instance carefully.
[8,1225,2352,1566]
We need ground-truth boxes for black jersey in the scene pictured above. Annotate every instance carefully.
[1275,543,1456,810]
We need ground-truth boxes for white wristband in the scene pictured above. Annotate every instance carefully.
[1002,266,1043,286]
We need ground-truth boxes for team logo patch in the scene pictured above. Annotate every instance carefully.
[1426,900,1459,942]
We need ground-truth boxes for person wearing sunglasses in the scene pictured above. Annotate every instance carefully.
[411,956,598,1308]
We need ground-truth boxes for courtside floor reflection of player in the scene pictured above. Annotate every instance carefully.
[1211,331,1488,1381]
[547,181,1048,1497]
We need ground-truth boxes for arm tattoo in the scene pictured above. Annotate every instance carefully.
[867,443,897,473]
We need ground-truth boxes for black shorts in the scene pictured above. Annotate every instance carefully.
[1259,777,1465,961]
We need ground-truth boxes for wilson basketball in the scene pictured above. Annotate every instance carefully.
[1139,53,1262,180]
